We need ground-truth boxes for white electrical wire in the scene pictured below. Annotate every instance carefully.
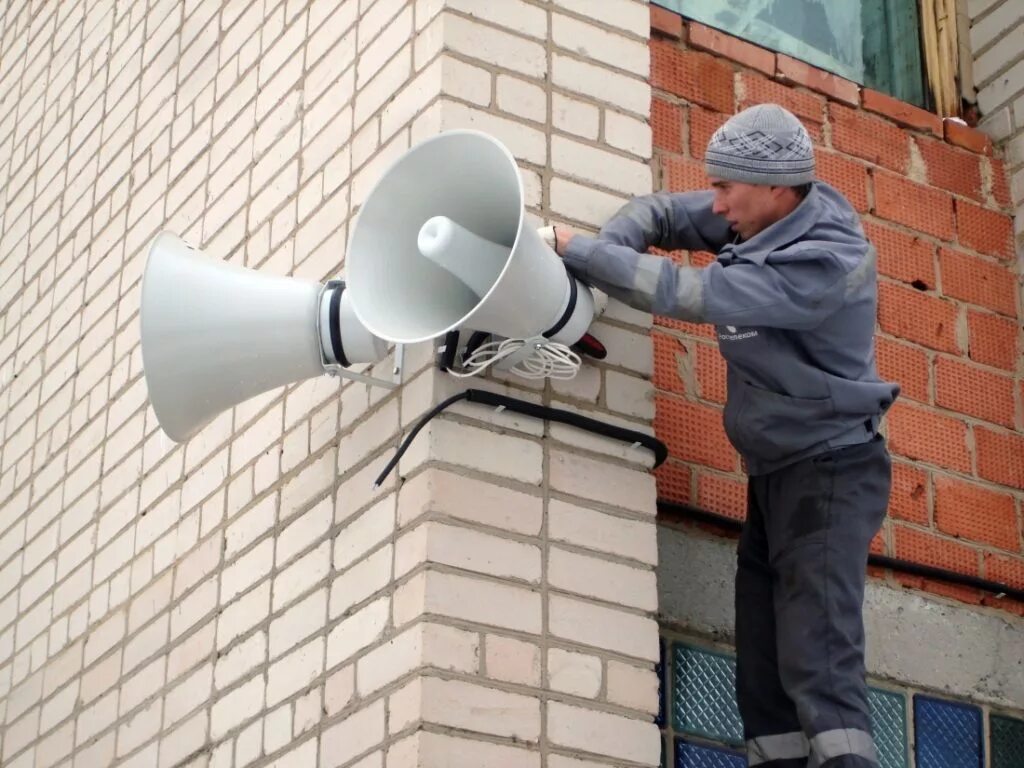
[447,337,582,380]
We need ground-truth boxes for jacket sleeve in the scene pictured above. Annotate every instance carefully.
[562,238,706,320]
[594,190,733,252]
[560,190,732,321]
[563,239,849,329]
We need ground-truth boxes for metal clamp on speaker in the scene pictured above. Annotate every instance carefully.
[317,279,402,388]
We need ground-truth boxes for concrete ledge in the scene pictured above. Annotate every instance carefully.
[657,524,1024,709]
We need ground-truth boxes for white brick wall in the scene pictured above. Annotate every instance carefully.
[971,0,1024,250]
[0,0,660,765]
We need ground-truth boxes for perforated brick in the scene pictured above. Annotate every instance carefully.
[886,402,971,472]
[777,53,859,105]
[655,395,736,472]
[688,22,775,75]
[943,119,991,154]
[831,103,909,173]
[975,428,1024,490]
[967,311,1017,371]
[863,221,936,289]
[696,472,746,521]
[901,577,985,604]
[875,337,929,403]
[650,4,683,40]
[956,199,1014,260]
[878,283,959,354]
[915,136,984,201]
[888,462,929,524]
[939,248,1017,317]
[871,530,887,555]
[934,476,1019,551]
[662,154,710,193]
[651,40,734,113]
[894,526,980,576]
[655,460,692,505]
[656,311,718,338]
[874,171,955,241]
[816,149,870,212]
[653,98,684,154]
[935,357,1015,428]
[689,106,728,161]
[862,87,943,136]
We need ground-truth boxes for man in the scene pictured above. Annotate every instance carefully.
[552,104,899,768]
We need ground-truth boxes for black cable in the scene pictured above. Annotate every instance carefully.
[462,331,491,361]
[867,555,1024,602]
[372,389,668,488]
[373,391,470,488]
[436,330,460,372]
[465,389,667,466]
[657,500,1024,603]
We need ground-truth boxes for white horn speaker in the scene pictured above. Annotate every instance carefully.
[140,232,389,443]
[346,130,595,347]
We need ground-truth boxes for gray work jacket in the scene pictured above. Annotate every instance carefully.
[563,181,900,475]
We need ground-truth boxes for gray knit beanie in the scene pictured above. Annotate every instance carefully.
[704,104,815,186]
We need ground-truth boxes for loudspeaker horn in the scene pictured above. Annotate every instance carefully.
[140,232,391,443]
[346,130,595,347]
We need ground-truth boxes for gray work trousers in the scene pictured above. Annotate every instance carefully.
[735,434,891,768]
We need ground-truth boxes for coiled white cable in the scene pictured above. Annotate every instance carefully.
[444,226,582,380]
[447,337,582,380]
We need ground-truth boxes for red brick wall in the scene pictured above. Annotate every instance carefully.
[648,8,1023,614]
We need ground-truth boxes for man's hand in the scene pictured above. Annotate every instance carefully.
[538,224,578,256]
[554,225,576,256]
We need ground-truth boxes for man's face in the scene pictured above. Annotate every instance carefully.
[709,178,788,240]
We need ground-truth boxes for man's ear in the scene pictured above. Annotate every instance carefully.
[770,185,798,202]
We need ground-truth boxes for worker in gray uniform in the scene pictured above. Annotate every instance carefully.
[551,103,900,768]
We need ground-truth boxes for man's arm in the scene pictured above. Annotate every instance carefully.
[549,190,731,321]
[557,234,849,329]
[559,236,706,320]
[594,190,733,252]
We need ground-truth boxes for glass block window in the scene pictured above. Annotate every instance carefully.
[671,644,744,745]
[990,714,1024,768]
[657,639,667,729]
[653,0,926,107]
[675,739,746,768]
[914,696,983,768]
[870,688,909,768]
[660,632,1020,768]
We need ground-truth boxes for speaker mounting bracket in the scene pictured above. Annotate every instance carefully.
[317,280,402,390]
[492,335,547,372]
[318,336,403,389]
[321,359,402,390]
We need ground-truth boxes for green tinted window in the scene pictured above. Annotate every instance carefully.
[656,0,925,107]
